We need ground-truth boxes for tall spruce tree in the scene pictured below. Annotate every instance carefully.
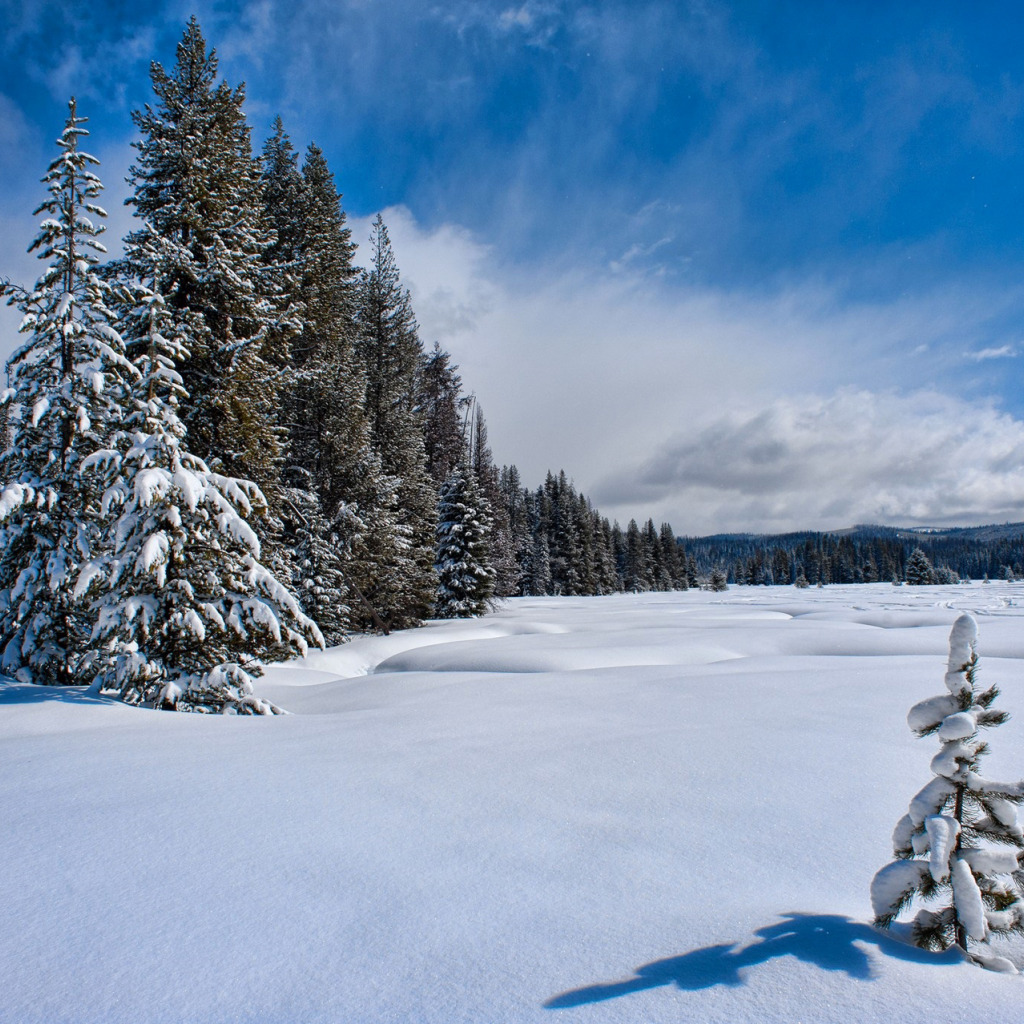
[0,99,134,685]
[872,614,1024,969]
[296,144,401,636]
[420,342,468,488]
[260,125,391,639]
[356,214,436,625]
[470,403,517,597]
[120,17,290,515]
[78,286,323,713]
[499,464,532,595]
[659,522,685,590]
[435,465,495,618]
[623,519,649,592]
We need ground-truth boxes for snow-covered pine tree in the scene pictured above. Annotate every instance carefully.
[529,532,553,596]
[595,513,621,594]
[905,547,937,586]
[469,403,518,597]
[548,472,581,596]
[356,213,436,625]
[258,126,365,640]
[435,466,495,618]
[0,99,135,685]
[419,342,469,488]
[499,464,532,595]
[623,519,650,592]
[298,145,408,636]
[78,286,323,713]
[643,519,664,590]
[708,567,728,592]
[659,521,684,590]
[121,18,291,518]
[871,614,1024,970]
[572,492,598,596]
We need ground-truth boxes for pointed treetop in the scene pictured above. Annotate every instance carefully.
[175,15,217,85]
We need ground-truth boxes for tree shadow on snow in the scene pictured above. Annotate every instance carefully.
[0,679,115,706]
[545,913,963,1009]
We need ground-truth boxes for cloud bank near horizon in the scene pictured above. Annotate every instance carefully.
[365,205,1024,535]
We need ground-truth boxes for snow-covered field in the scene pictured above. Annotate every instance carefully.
[4,583,1024,1023]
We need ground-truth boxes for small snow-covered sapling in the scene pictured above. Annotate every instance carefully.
[871,613,1024,971]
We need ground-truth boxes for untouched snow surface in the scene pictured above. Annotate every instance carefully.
[5,583,1024,1022]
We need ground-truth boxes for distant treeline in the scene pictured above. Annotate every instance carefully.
[493,468,693,596]
[681,526,1024,585]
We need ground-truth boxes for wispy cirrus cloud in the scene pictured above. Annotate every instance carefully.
[967,344,1016,361]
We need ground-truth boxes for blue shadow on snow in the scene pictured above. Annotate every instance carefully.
[545,912,963,1009]
[0,678,116,706]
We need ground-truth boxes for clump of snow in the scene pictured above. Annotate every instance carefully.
[924,815,960,882]
[959,847,1021,876]
[908,777,954,826]
[951,858,987,941]
[937,712,977,741]
[871,860,930,918]
[947,613,978,672]
[908,693,959,734]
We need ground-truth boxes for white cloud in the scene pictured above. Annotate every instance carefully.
[609,235,674,274]
[350,205,499,342]
[595,389,1024,534]
[352,206,1024,535]
[967,344,1016,361]
[498,5,536,31]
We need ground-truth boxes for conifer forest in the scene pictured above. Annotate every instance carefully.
[0,20,695,712]
[3,19,1024,716]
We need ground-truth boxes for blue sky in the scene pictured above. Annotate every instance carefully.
[3,0,1024,534]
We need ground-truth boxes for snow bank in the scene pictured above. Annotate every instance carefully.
[4,583,1024,1024]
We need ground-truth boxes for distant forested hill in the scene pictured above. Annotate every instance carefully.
[680,523,1024,584]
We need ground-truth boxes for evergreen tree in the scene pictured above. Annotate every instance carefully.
[356,213,436,624]
[261,118,307,281]
[121,17,290,511]
[470,403,517,597]
[279,468,352,645]
[573,493,598,595]
[357,214,419,449]
[420,342,468,487]
[659,522,684,590]
[78,287,323,713]
[0,99,134,685]
[624,519,649,592]
[435,466,495,617]
[499,464,532,595]
[708,567,729,592]
[595,514,621,594]
[872,614,1024,970]
[906,547,937,585]
[642,518,664,589]
[685,553,699,589]
[529,533,553,596]
[549,472,581,595]
[261,126,390,637]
